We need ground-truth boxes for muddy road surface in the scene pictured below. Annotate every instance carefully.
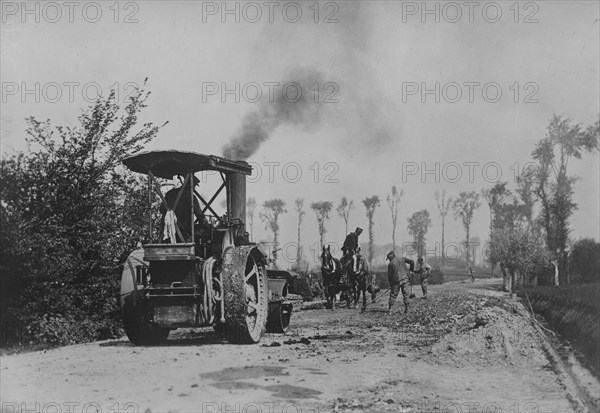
[2,279,598,413]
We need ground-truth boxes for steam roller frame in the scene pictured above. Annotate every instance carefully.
[219,245,268,344]
[120,249,170,345]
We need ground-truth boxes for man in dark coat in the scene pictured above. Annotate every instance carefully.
[341,227,362,255]
[341,227,363,270]
[160,175,207,243]
[386,251,414,314]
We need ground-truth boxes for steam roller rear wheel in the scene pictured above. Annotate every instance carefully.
[124,319,170,345]
[266,302,292,333]
[221,246,268,344]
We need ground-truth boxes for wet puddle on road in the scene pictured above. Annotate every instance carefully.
[200,366,322,399]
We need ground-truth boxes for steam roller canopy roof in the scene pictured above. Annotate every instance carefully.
[122,150,252,178]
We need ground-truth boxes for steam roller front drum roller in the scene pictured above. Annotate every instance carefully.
[219,246,268,344]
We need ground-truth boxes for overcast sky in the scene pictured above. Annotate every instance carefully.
[2,1,599,268]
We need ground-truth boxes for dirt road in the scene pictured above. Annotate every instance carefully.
[2,279,598,413]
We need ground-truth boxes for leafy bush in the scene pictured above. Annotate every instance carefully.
[0,81,166,348]
[570,238,600,283]
[429,268,445,285]
[288,273,315,301]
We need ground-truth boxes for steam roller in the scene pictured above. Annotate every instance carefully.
[118,150,295,345]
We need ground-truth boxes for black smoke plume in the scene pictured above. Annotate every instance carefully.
[222,67,325,161]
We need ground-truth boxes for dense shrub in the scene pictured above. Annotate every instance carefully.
[0,82,166,348]
[569,238,600,283]
[429,268,445,285]
[288,273,314,301]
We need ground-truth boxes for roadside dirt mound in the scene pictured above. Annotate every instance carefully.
[428,305,548,368]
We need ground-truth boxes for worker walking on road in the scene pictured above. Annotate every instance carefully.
[469,266,475,283]
[417,257,432,299]
[386,251,413,314]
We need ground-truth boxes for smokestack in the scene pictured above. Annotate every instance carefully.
[227,172,246,234]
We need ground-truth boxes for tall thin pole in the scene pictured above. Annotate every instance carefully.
[147,172,152,244]
[190,173,194,244]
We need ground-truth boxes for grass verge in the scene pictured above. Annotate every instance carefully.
[519,283,600,376]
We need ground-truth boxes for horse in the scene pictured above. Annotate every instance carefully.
[320,245,352,310]
[340,251,360,309]
[350,255,369,312]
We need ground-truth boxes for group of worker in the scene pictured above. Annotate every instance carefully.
[159,178,432,315]
[341,227,432,315]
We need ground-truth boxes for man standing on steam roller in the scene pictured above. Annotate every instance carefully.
[160,175,210,244]
[386,251,414,314]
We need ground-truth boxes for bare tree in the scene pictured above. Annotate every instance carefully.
[435,190,452,267]
[407,209,431,257]
[336,197,354,235]
[260,199,287,267]
[452,191,481,267]
[295,198,305,269]
[311,201,333,248]
[386,185,404,254]
[247,197,257,241]
[362,195,380,266]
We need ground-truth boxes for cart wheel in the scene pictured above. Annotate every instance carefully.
[221,246,268,344]
[266,302,292,333]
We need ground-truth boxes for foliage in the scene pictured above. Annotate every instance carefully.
[482,182,511,232]
[429,268,445,285]
[362,195,380,266]
[569,238,600,283]
[0,80,167,347]
[287,272,315,302]
[386,186,404,253]
[452,191,481,266]
[260,199,287,266]
[407,209,431,256]
[531,115,599,265]
[336,196,354,235]
[489,226,549,292]
[311,201,333,248]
